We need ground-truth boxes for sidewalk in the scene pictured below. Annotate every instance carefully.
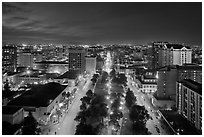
[40,87,80,135]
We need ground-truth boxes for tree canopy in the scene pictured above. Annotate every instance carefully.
[22,112,40,135]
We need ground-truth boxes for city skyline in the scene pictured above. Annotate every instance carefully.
[2,2,202,46]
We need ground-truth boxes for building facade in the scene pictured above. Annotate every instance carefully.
[8,82,68,123]
[158,44,192,67]
[18,52,34,68]
[178,64,202,84]
[140,74,157,93]
[68,48,86,74]
[176,79,202,132]
[33,61,69,75]
[2,106,24,125]
[85,56,96,74]
[3,45,17,72]
[157,65,178,100]
[149,42,169,70]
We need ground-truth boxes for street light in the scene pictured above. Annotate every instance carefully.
[155,71,159,79]
[26,70,31,75]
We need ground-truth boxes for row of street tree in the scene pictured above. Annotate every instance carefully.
[107,69,127,134]
[125,88,151,134]
[74,90,108,135]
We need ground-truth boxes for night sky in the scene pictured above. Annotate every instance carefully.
[2,2,202,46]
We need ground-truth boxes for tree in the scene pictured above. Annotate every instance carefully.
[22,112,40,135]
[110,68,116,78]
[66,92,70,98]
[3,79,11,92]
[125,90,136,109]
[98,103,108,123]
[80,102,87,111]
[111,98,121,110]
[129,105,150,133]
[74,111,89,124]
[110,109,123,121]
[80,96,91,105]
[75,123,96,135]
[86,90,94,98]
[91,95,105,105]
[101,71,108,84]
[2,121,21,135]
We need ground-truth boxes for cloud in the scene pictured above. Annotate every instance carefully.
[2,2,202,45]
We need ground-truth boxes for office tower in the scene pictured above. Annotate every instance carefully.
[85,56,96,74]
[157,65,178,99]
[176,79,202,132]
[2,44,17,72]
[33,51,43,62]
[18,52,34,68]
[149,42,169,70]
[68,48,86,74]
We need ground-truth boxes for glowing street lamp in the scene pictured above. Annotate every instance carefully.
[155,71,159,79]
[26,70,31,75]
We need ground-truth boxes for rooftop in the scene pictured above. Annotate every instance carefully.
[8,82,67,107]
[158,65,178,71]
[141,81,157,84]
[2,106,23,115]
[165,44,191,49]
[7,72,21,76]
[56,70,79,79]
[19,73,44,78]
[178,64,202,70]
[34,61,68,64]
[178,79,202,95]
[85,55,97,58]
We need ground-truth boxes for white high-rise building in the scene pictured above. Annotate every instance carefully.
[85,56,96,74]
[158,44,192,67]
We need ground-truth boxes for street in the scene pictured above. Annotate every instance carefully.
[125,75,173,135]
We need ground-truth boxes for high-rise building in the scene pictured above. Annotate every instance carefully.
[178,64,202,84]
[148,42,169,70]
[68,48,86,74]
[42,45,55,60]
[33,51,43,62]
[176,79,202,132]
[157,65,178,99]
[85,56,96,74]
[157,64,202,100]
[2,45,17,72]
[18,52,34,68]
[158,44,192,67]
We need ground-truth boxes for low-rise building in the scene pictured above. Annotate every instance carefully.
[54,70,79,86]
[140,76,157,93]
[17,73,46,85]
[2,106,24,125]
[3,72,23,84]
[33,61,69,75]
[8,82,68,123]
